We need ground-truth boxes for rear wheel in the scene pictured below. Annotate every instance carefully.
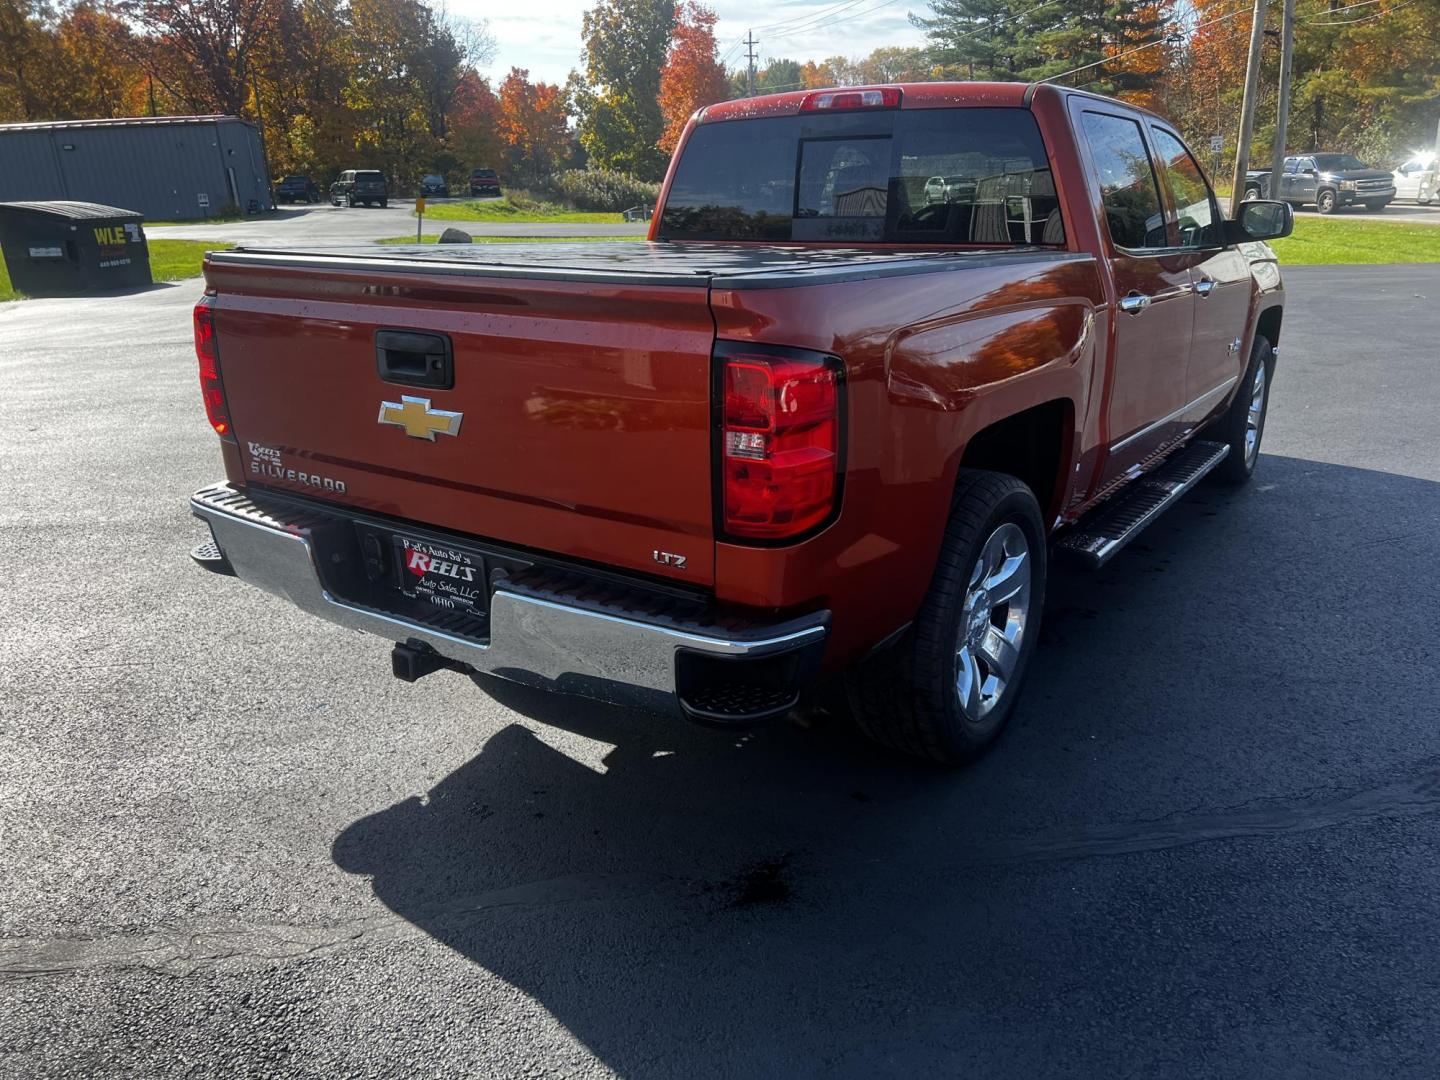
[1243,184,1262,201]
[1316,188,1337,214]
[846,470,1046,764]
[1209,335,1274,485]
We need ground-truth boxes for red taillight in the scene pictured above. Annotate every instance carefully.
[799,87,902,112]
[193,297,234,441]
[721,349,840,541]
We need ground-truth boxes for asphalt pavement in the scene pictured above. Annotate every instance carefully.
[2,263,1439,1078]
[149,200,649,245]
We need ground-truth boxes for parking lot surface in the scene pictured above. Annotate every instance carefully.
[1,264,1438,1078]
[149,201,648,245]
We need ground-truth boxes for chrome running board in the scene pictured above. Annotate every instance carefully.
[1056,440,1230,569]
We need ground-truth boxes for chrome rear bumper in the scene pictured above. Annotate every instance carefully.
[190,483,827,715]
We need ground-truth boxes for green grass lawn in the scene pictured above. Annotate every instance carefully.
[144,214,247,227]
[1268,215,1440,265]
[379,234,643,245]
[418,196,622,224]
[0,238,231,301]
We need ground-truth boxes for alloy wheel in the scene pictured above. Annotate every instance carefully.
[955,522,1032,724]
[1245,358,1268,467]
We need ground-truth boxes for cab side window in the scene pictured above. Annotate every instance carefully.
[1080,111,1167,250]
[1151,128,1222,248]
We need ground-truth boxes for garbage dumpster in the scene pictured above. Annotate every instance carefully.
[0,201,152,297]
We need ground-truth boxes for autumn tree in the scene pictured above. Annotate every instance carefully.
[496,67,569,183]
[799,59,835,89]
[448,70,503,174]
[657,1,727,152]
[122,0,285,116]
[0,0,62,119]
[574,0,675,179]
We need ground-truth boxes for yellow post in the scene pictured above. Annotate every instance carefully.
[415,196,426,242]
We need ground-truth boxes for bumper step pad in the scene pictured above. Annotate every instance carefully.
[1056,440,1230,569]
[189,538,236,576]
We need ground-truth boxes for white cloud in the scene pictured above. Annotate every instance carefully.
[456,0,927,86]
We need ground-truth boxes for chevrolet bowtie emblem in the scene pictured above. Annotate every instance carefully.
[377,396,463,440]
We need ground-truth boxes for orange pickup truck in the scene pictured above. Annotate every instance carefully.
[189,83,1291,763]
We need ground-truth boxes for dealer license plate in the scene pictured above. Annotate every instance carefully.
[391,533,488,622]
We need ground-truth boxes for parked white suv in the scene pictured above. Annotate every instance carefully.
[1393,154,1435,204]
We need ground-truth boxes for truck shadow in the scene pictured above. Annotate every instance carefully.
[332,453,1440,1076]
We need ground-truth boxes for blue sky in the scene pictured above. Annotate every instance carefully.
[458,0,927,87]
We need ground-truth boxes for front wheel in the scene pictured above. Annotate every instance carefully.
[380,199,389,208]
[1209,335,1274,485]
[846,470,1046,764]
[1316,189,1337,214]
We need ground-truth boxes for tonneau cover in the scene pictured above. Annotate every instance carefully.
[207,241,1076,289]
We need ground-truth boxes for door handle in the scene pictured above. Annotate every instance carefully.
[1118,292,1151,315]
[1193,277,1216,297]
[375,329,453,389]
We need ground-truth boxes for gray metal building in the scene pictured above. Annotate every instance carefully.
[0,115,273,221]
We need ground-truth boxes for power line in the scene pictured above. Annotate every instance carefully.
[1043,2,1254,85]
[1307,0,1413,23]
[718,0,909,66]
[718,0,879,63]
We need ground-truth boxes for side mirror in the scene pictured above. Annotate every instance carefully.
[1226,199,1294,243]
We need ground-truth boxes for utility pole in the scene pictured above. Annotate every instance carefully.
[1267,0,1296,197]
[744,31,758,97]
[1228,0,1271,218]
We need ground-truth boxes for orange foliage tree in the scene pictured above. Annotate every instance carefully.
[496,67,570,183]
[657,1,728,152]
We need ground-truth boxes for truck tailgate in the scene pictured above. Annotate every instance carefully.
[205,256,717,585]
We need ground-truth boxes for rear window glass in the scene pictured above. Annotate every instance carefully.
[472,169,497,178]
[658,107,1063,246]
[355,171,385,181]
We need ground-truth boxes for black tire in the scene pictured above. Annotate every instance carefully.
[1209,335,1274,485]
[845,470,1047,765]
[1316,188,1337,214]
[380,199,389,208]
[1243,185,1262,201]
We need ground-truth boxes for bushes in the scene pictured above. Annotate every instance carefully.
[540,169,662,213]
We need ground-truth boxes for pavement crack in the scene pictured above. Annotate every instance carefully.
[0,872,673,980]
[949,766,1440,868]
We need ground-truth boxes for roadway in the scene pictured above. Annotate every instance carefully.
[1,264,1438,1078]
[148,199,649,245]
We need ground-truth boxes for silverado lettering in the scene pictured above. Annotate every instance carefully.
[188,82,1292,765]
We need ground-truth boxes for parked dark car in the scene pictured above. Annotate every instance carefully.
[419,174,449,198]
[274,175,320,204]
[1245,154,1395,213]
[330,170,389,208]
[469,168,501,197]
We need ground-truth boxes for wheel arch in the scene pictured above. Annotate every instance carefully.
[1255,304,1283,353]
[956,398,1075,526]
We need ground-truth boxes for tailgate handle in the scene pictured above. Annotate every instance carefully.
[375,329,453,389]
